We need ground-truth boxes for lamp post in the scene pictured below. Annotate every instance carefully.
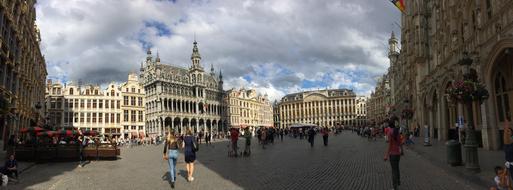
[459,51,481,172]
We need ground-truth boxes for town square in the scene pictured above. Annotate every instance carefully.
[1,0,513,190]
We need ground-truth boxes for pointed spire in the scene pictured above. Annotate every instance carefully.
[219,69,223,80]
[191,40,202,69]
[156,51,161,63]
[391,31,396,40]
[210,63,214,73]
[146,48,152,62]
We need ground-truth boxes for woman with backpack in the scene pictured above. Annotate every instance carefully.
[183,128,198,182]
[384,116,402,190]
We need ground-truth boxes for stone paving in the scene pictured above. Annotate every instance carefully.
[11,132,485,190]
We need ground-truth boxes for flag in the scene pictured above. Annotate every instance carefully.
[390,0,405,13]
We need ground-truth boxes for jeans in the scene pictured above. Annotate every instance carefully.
[323,136,328,146]
[168,149,179,182]
[389,155,401,188]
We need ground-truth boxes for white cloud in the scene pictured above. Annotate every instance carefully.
[36,0,401,100]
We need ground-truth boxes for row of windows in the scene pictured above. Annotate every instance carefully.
[58,112,122,124]
[123,96,143,106]
[123,125,144,130]
[50,99,121,109]
[123,110,144,122]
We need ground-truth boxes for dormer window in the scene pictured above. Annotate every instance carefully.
[69,88,74,95]
[86,90,90,95]
[110,90,115,96]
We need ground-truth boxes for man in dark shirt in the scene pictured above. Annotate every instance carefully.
[3,154,17,179]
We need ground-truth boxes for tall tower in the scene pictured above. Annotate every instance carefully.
[191,41,203,70]
[388,31,400,65]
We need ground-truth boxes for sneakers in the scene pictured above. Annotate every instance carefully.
[188,177,194,182]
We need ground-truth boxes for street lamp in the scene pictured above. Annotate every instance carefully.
[459,51,480,171]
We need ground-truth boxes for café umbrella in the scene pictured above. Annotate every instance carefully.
[56,129,79,137]
[20,127,46,133]
[36,131,56,137]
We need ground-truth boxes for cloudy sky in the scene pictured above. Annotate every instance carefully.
[36,0,401,101]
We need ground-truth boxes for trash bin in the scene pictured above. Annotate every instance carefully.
[446,140,462,166]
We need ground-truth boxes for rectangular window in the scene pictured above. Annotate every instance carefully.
[117,100,120,109]
[74,99,78,108]
[98,113,103,123]
[105,113,109,123]
[74,113,78,123]
[80,113,84,123]
[64,112,69,123]
[132,88,135,93]
[111,113,115,124]
[93,99,97,108]
[92,113,97,123]
[131,97,136,106]
[87,99,91,108]
[117,113,120,123]
[131,126,136,130]
[80,100,85,109]
[69,99,73,108]
[99,100,103,108]
[124,110,129,122]
[138,97,142,106]
[124,126,129,130]
[111,100,115,109]
[131,110,136,122]
[138,111,143,122]
[106,100,109,108]
[64,100,68,109]
[124,96,129,105]
[87,113,91,123]
[138,126,143,130]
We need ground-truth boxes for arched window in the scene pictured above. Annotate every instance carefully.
[69,88,74,95]
[495,73,511,122]
[111,90,115,96]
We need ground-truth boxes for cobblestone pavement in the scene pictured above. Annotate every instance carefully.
[12,132,485,190]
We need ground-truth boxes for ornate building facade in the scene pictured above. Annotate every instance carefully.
[391,1,513,150]
[273,100,280,128]
[355,96,368,126]
[225,88,273,132]
[140,41,225,136]
[367,74,392,124]
[0,0,47,143]
[45,74,145,139]
[278,89,363,128]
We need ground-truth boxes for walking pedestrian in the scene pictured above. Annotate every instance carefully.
[243,128,251,156]
[163,130,181,188]
[322,127,329,146]
[502,119,513,182]
[384,116,402,190]
[280,129,284,142]
[261,127,267,149]
[204,132,210,146]
[307,127,315,147]
[182,128,198,182]
[78,136,88,168]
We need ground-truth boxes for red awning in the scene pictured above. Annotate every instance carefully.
[139,132,145,137]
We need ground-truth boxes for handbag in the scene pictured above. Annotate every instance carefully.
[192,137,199,152]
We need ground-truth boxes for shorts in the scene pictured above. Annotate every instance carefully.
[185,152,196,163]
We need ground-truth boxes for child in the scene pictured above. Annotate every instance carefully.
[492,166,511,190]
